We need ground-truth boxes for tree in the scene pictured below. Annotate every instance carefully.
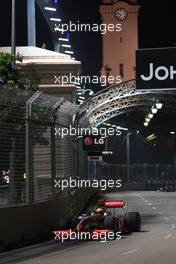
[0,52,38,91]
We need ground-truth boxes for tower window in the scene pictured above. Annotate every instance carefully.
[119,64,124,77]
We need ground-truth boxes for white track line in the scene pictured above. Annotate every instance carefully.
[152,207,157,210]
[148,203,152,206]
[135,193,143,198]
[164,234,172,240]
[122,248,141,256]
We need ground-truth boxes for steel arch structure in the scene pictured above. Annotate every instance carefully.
[79,80,176,127]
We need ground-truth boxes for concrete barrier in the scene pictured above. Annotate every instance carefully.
[0,188,96,250]
[0,199,58,248]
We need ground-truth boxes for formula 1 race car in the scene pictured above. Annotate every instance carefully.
[53,199,141,242]
[156,184,176,192]
[97,199,141,233]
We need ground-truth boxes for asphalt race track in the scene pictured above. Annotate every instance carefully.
[1,191,176,264]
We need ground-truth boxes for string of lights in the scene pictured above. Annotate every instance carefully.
[37,0,75,58]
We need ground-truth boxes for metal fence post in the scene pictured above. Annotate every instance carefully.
[26,91,42,203]
[8,138,15,203]
[143,163,147,183]
[51,122,56,196]
[127,132,130,183]
[155,164,159,180]
[51,98,64,196]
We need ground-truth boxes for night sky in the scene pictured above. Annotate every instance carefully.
[0,0,176,78]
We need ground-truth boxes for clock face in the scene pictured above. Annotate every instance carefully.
[114,8,128,21]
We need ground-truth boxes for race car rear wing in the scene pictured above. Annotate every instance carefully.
[98,199,126,208]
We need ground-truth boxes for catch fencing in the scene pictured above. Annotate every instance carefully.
[97,162,176,190]
[0,86,92,215]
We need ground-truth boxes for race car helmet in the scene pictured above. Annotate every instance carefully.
[95,208,104,216]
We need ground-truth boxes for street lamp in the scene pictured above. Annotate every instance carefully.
[82,88,94,96]
[50,18,61,22]
[44,7,57,11]
[58,37,69,42]
[151,107,158,114]
[148,113,154,119]
[62,44,71,48]
[156,102,163,109]
[11,0,16,68]
[76,84,94,105]
[65,50,74,54]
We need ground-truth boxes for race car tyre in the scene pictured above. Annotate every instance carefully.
[126,212,141,232]
[57,218,72,230]
[103,216,116,230]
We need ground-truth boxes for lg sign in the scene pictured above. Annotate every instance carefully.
[84,136,104,146]
[136,48,176,90]
[84,137,93,146]
[83,136,105,152]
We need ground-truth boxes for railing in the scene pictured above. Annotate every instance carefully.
[0,86,79,207]
[97,162,176,190]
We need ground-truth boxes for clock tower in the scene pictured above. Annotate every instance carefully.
[100,0,140,82]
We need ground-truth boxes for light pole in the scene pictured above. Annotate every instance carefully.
[118,130,132,183]
[127,131,136,183]
[27,0,36,46]
[127,132,130,183]
[11,0,16,68]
